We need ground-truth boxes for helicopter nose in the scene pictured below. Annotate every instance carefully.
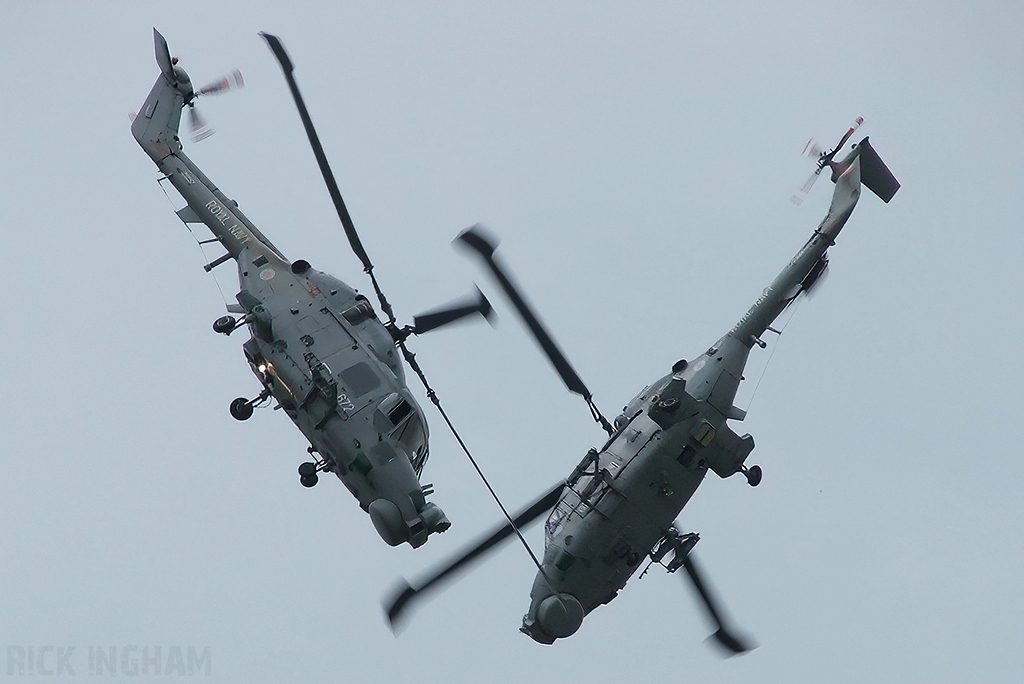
[368,499,408,546]
[535,593,584,639]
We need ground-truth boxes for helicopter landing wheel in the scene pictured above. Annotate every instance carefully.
[299,462,319,488]
[743,464,762,487]
[213,315,236,335]
[229,397,254,421]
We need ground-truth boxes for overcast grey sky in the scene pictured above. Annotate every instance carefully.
[3,2,1023,682]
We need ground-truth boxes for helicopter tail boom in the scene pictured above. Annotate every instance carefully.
[132,29,286,264]
[729,138,898,347]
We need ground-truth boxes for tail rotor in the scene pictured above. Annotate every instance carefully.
[187,68,245,143]
[791,116,863,204]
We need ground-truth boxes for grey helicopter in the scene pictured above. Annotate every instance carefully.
[132,29,494,548]
[385,123,899,650]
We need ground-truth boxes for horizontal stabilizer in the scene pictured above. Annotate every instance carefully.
[706,425,755,479]
[176,206,202,223]
[856,137,900,203]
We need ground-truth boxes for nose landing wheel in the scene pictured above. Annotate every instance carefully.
[741,464,762,487]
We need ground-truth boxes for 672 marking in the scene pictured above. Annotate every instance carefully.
[337,393,355,412]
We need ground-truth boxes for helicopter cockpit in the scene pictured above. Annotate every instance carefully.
[374,393,429,476]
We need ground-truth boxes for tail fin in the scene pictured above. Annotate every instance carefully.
[131,29,192,162]
[856,137,900,203]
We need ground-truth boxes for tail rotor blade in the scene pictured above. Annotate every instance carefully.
[801,137,823,159]
[198,69,244,96]
[800,169,821,194]
[680,553,754,655]
[791,168,823,205]
[188,106,214,142]
[832,116,864,154]
[792,118,864,205]
[384,483,565,631]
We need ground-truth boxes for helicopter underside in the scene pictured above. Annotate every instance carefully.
[520,409,710,643]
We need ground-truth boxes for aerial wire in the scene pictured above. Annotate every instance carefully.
[258,31,550,578]
[397,340,550,579]
[158,176,235,312]
[743,295,803,414]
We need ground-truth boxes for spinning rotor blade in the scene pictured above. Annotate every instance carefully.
[455,226,587,396]
[385,483,564,631]
[456,226,612,433]
[456,226,613,432]
[680,553,754,655]
[801,137,823,160]
[198,69,244,96]
[831,116,864,159]
[791,117,864,205]
[800,169,822,194]
[260,33,376,278]
[188,106,214,143]
[411,286,495,335]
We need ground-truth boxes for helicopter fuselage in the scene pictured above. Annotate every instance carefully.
[520,149,867,642]
[131,30,449,548]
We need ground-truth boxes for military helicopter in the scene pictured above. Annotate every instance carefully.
[132,29,494,548]
[385,127,899,649]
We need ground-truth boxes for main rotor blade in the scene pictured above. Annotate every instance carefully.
[411,286,495,335]
[385,483,564,631]
[260,32,374,275]
[456,225,592,399]
[680,553,754,655]
[457,226,613,434]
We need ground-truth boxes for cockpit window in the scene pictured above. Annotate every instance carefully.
[394,413,426,453]
[387,397,412,426]
[375,393,427,463]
